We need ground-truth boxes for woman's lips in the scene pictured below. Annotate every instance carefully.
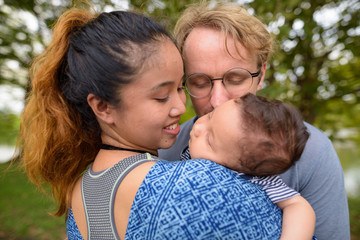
[164,122,180,135]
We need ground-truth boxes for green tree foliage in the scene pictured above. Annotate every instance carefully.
[250,0,360,126]
[0,0,359,144]
[0,111,20,145]
[251,0,360,143]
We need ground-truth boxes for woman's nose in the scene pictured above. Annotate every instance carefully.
[170,92,186,117]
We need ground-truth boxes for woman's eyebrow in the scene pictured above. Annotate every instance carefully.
[150,81,174,91]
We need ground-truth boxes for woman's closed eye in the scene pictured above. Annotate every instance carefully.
[155,96,170,103]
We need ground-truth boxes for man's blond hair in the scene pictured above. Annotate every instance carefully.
[174,1,274,67]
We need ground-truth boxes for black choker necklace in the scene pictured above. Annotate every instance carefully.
[100,144,148,154]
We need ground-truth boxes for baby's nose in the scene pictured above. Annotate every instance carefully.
[192,122,203,138]
[192,113,209,138]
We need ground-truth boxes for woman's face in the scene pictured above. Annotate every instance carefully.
[110,40,186,154]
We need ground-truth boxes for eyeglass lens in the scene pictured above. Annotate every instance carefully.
[185,68,254,98]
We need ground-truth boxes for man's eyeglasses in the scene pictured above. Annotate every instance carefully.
[184,67,261,98]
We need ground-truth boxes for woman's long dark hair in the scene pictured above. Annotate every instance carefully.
[17,6,173,216]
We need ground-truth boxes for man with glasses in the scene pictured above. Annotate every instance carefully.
[159,2,350,239]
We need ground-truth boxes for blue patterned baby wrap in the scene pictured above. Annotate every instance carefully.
[125,158,282,239]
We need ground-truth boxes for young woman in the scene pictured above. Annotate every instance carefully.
[18,5,282,239]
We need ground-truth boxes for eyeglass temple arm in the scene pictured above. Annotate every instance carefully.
[251,69,261,77]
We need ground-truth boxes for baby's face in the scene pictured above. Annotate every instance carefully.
[189,99,242,169]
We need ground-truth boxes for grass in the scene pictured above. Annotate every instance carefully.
[0,162,66,240]
[1,159,359,239]
[349,197,360,239]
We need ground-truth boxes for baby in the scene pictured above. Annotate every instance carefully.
[189,93,316,240]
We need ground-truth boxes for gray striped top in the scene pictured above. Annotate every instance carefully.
[81,153,158,240]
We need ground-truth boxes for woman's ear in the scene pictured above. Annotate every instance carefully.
[87,94,114,124]
[257,62,267,91]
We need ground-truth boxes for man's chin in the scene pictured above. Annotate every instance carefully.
[195,108,213,117]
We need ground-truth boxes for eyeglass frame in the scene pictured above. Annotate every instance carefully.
[183,67,261,98]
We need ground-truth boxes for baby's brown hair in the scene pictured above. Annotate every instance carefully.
[233,94,309,176]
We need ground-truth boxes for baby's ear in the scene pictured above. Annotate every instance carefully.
[87,93,114,124]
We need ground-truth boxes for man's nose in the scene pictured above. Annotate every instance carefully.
[210,80,231,108]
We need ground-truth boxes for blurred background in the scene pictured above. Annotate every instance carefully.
[0,0,359,239]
